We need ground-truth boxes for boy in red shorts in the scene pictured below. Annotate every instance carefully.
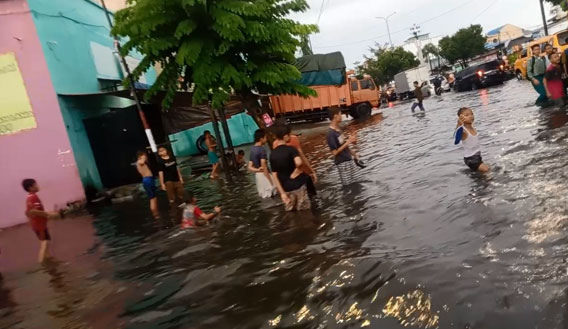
[22,179,59,263]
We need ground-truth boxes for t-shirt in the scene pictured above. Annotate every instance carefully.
[287,135,312,174]
[158,156,180,182]
[269,145,307,192]
[181,204,203,228]
[327,128,352,165]
[414,86,424,101]
[26,193,46,231]
[249,145,267,169]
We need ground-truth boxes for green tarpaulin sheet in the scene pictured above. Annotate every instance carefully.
[295,52,346,73]
[299,69,345,86]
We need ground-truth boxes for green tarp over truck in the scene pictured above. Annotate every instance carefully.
[295,52,346,86]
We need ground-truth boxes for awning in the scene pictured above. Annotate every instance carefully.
[58,87,253,135]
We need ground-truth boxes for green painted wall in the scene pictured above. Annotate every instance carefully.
[58,95,136,190]
[170,113,259,157]
[28,0,158,191]
[27,0,156,94]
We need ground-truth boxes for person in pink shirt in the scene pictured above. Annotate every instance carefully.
[544,52,565,105]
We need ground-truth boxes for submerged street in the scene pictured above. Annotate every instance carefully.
[4,80,568,329]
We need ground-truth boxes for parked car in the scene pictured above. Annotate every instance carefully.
[453,60,506,92]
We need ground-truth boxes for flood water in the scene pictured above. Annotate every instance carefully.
[3,80,568,329]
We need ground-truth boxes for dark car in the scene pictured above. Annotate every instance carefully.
[453,60,506,92]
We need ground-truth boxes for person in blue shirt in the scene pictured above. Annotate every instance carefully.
[326,107,365,184]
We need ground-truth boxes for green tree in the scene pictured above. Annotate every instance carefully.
[439,25,486,67]
[422,43,440,71]
[545,0,566,10]
[358,46,420,85]
[112,0,319,109]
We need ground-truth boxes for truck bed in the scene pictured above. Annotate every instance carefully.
[269,83,351,116]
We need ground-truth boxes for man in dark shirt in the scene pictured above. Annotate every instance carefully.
[157,146,184,204]
[269,125,310,211]
[411,81,426,112]
[327,107,364,184]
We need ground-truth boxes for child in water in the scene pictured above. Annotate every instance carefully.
[543,52,565,105]
[454,107,490,173]
[181,192,221,228]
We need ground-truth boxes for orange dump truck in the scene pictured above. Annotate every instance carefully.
[269,52,380,122]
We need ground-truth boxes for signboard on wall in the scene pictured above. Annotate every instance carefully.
[0,53,36,135]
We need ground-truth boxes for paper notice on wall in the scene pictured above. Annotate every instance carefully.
[0,53,36,136]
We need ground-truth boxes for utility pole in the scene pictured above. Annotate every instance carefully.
[539,0,549,36]
[411,24,424,65]
[376,12,396,48]
[100,0,158,153]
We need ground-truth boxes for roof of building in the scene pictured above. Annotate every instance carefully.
[487,25,506,36]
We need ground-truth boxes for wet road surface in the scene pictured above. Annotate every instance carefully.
[3,80,568,328]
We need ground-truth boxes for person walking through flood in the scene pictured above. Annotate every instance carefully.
[544,52,566,105]
[157,146,184,204]
[204,130,220,179]
[411,81,426,112]
[454,107,490,173]
[136,151,159,218]
[248,129,276,198]
[283,125,318,199]
[269,125,311,211]
[544,43,554,67]
[527,44,549,105]
[327,107,366,185]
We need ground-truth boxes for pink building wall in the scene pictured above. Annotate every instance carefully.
[0,0,84,228]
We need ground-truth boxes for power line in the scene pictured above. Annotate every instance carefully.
[316,0,327,24]
[470,0,500,24]
[313,0,477,49]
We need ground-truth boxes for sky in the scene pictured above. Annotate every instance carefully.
[290,0,554,68]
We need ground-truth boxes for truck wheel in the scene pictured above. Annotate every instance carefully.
[355,103,371,120]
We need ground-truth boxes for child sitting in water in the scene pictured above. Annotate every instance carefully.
[181,192,221,228]
[454,107,490,173]
[236,150,246,169]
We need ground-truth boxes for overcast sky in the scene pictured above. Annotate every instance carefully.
[290,0,553,67]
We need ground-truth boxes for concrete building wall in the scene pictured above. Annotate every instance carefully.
[0,0,84,228]
[27,0,157,191]
[486,24,524,44]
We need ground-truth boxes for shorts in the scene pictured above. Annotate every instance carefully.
[336,160,357,185]
[255,172,276,198]
[181,218,195,229]
[208,151,219,164]
[464,152,483,171]
[33,228,51,241]
[306,175,317,197]
[142,176,157,199]
[165,181,184,202]
[284,185,311,212]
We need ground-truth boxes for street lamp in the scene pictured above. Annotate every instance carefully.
[376,12,396,48]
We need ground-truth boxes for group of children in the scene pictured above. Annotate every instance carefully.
[22,101,488,263]
[528,43,567,105]
[247,107,365,211]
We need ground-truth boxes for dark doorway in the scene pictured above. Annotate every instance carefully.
[83,107,149,189]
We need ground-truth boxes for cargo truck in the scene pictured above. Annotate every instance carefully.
[394,66,432,100]
[269,52,380,122]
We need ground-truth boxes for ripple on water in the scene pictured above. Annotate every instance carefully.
[4,81,568,328]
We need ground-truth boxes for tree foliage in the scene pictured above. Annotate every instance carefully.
[545,0,566,10]
[112,0,319,109]
[422,43,439,59]
[438,25,486,67]
[358,46,420,85]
